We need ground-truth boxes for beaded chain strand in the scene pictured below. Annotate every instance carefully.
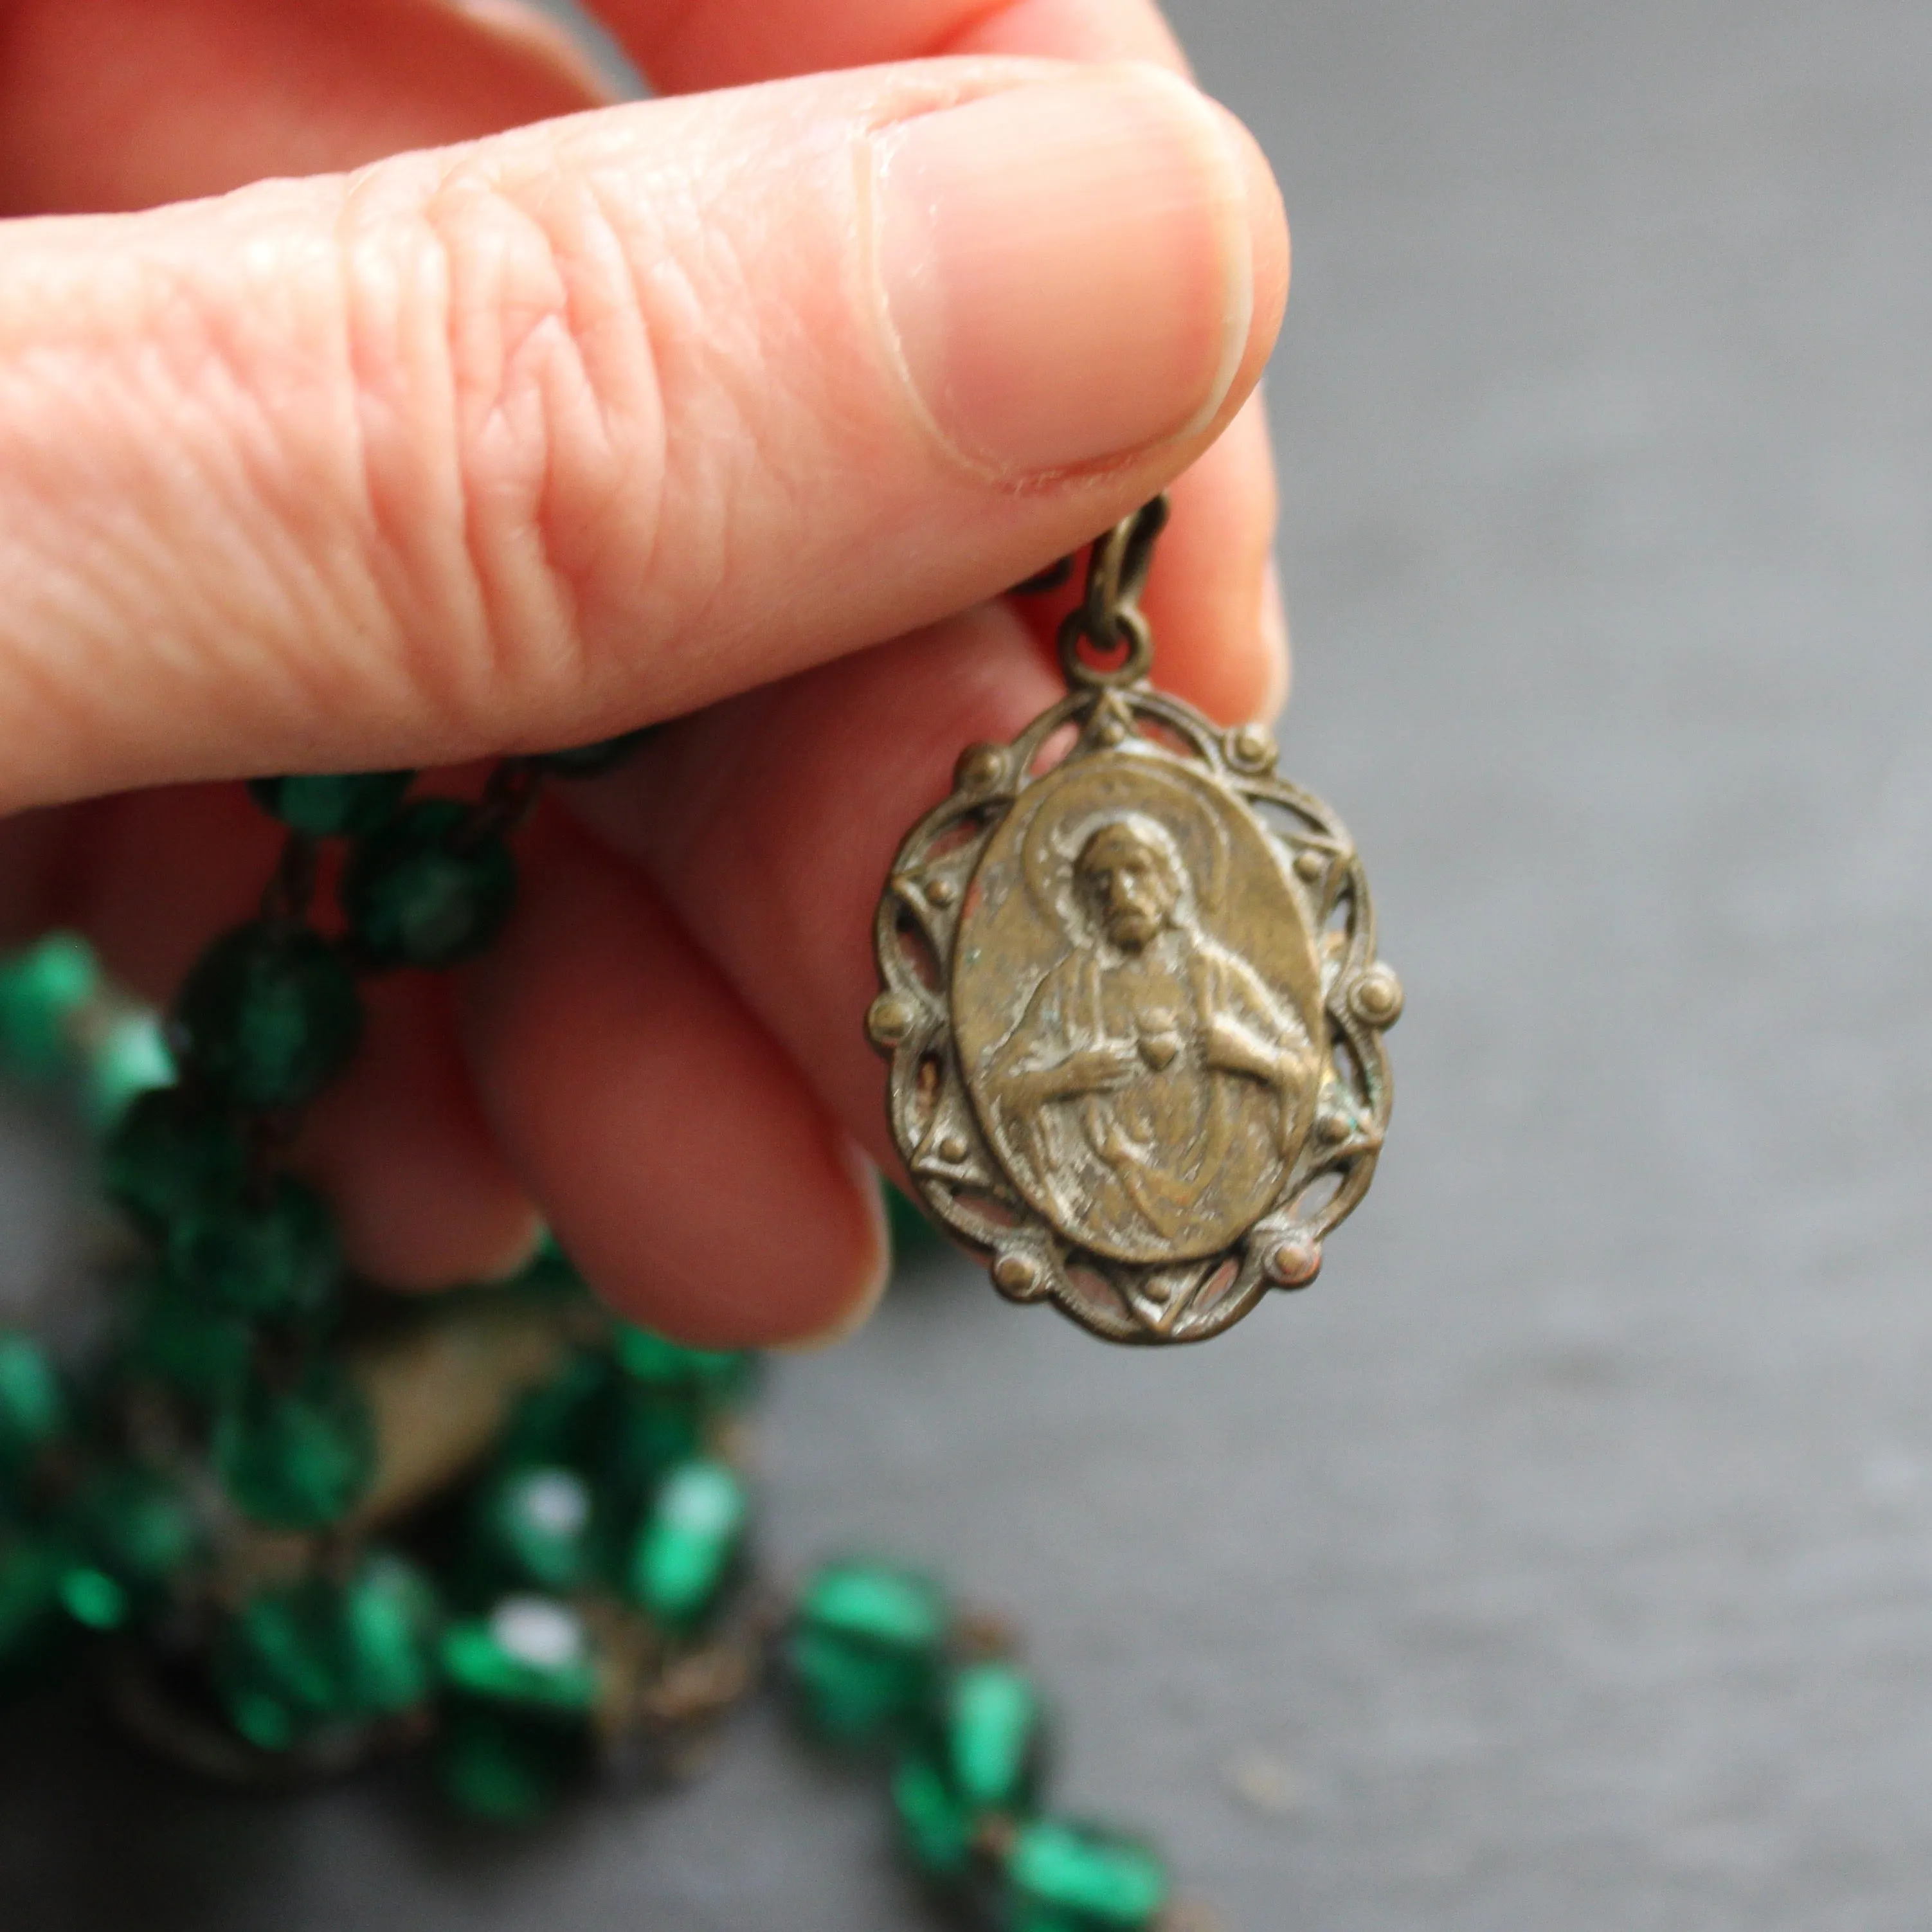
[0,750,1206,1931]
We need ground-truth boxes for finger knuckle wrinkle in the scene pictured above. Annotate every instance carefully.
[343,159,671,732]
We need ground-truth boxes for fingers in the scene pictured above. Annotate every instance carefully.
[559,600,1067,1169]
[460,816,888,1347]
[593,0,1184,90]
[0,60,1283,815]
[0,0,607,216]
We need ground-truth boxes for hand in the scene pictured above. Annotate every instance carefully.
[1054,1041,1143,1095]
[0,0,1288,1347]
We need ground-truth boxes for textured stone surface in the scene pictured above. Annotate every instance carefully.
[6,0,1932,1925]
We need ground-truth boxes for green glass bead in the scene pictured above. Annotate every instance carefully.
[342,800,516,968]
[944,1661,1046,1816]
[66,1465,202,1605]
[248,772,415,838]
[58,1566,129,1630]
[440,1596,599,1713]
[599,1380,705,1506]
[611,1323,752,1402]
[127,1274,254,1407]
[167,1175,341,1324]
[214,1360,376,1531]
[0,1332,66,1471]
[788,1560,947,1746]
[102,1086,248,1235]
[883,1180,944,1260]
[627,1458,748,1630]
[338,1551,442,1717]
[892,1753,976,1879]
[172,923,363,1108]
[539,728,652,778]
[498,1352,612,1470]
[83,1010,176,1132]
[215,1576,344,1749]
[1003,1819,1169,1932]
[0,934,98,1083]
[437,1701,591,1823]
[475,1464,595,1594]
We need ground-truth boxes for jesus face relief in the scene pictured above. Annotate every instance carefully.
[1074,820,1180,952]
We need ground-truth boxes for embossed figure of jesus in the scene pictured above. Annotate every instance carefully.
[982,813,1317,1265]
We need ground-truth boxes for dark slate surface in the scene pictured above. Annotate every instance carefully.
[7,1,1932,1925]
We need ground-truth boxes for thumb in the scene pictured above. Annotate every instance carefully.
[0,58,1285,813]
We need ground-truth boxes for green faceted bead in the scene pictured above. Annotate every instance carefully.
[437,1700,591,1823]
[214,1360,376,1531]
[215,1575,348,1749]
[611,1324,752,1402]
[944,1661,1046,1816]
[248,772,415,837]
[788,1560,947,1746]
[1004,1819,1169,1932]
[338,1551,442,1717]
[0,1332,66,1470]
[440,1596,599,1713]
[127,1274,254,1407]
[0,934,98,1083]
[627,1458,747,1630]
[66,1465,202,1606]
[102,1086,248,1235]
[539,728,652,778]
[83,1010,176,1132]
[342,800,516,968]
[476,1464,595,1595]
[172,923,363,1108]
[892,1753,976,1879]
[167,1175,341,1324]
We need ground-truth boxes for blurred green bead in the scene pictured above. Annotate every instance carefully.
[172,923,363,1109]
[538,728,652,778]
[498,1353,611,1470]
[627,1458,747,1630]
[215,1553,439,1751]
[214,1360,375,1531]
[338,1552,442,1717]
[342,800,515,968]
[788,1560,947,1746]
[944,1661,1045,1817]
[600,1382,705,1505]
[127,1274,253,1408]
[0,934,98,1083]
[440,1596,599,1713]
[66,1465,202,1608]
[248,772,415,838]
[102,1086,248,1235]
[611,1324,752,1401]
[475,1464,595,1595]
[437,1700,590,1823]
[1003,1819,1169,1932]
[58,1566,129,1630]
[82,1011,176,1132]
[883,1180,944,1260]
[0,1331,66,1471]
[167,1175,340,1324]
[215,1575,348,1749]
[892,1753,976,1879]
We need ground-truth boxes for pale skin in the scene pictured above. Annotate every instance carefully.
[0,0,1291,1348]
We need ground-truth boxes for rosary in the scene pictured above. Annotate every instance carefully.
[0,501,1397,1928]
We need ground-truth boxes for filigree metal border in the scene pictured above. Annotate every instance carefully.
[868,683,1400,1346]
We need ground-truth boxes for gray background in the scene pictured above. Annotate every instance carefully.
[6,0,1932,1926]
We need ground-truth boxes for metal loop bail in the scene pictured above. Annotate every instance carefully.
[1055,495,1169,689]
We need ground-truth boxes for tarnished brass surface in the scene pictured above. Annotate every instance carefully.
[869,501,1398,1344]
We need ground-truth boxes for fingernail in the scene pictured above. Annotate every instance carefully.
[772,1144,892,1354]
[876,66,1262,474]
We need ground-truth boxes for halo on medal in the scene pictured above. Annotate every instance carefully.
[868,674,1400,1346]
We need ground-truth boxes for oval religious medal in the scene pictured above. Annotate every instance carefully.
[867,499,1402,1344]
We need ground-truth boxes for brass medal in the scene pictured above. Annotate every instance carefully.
[867,500,1401,1344]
